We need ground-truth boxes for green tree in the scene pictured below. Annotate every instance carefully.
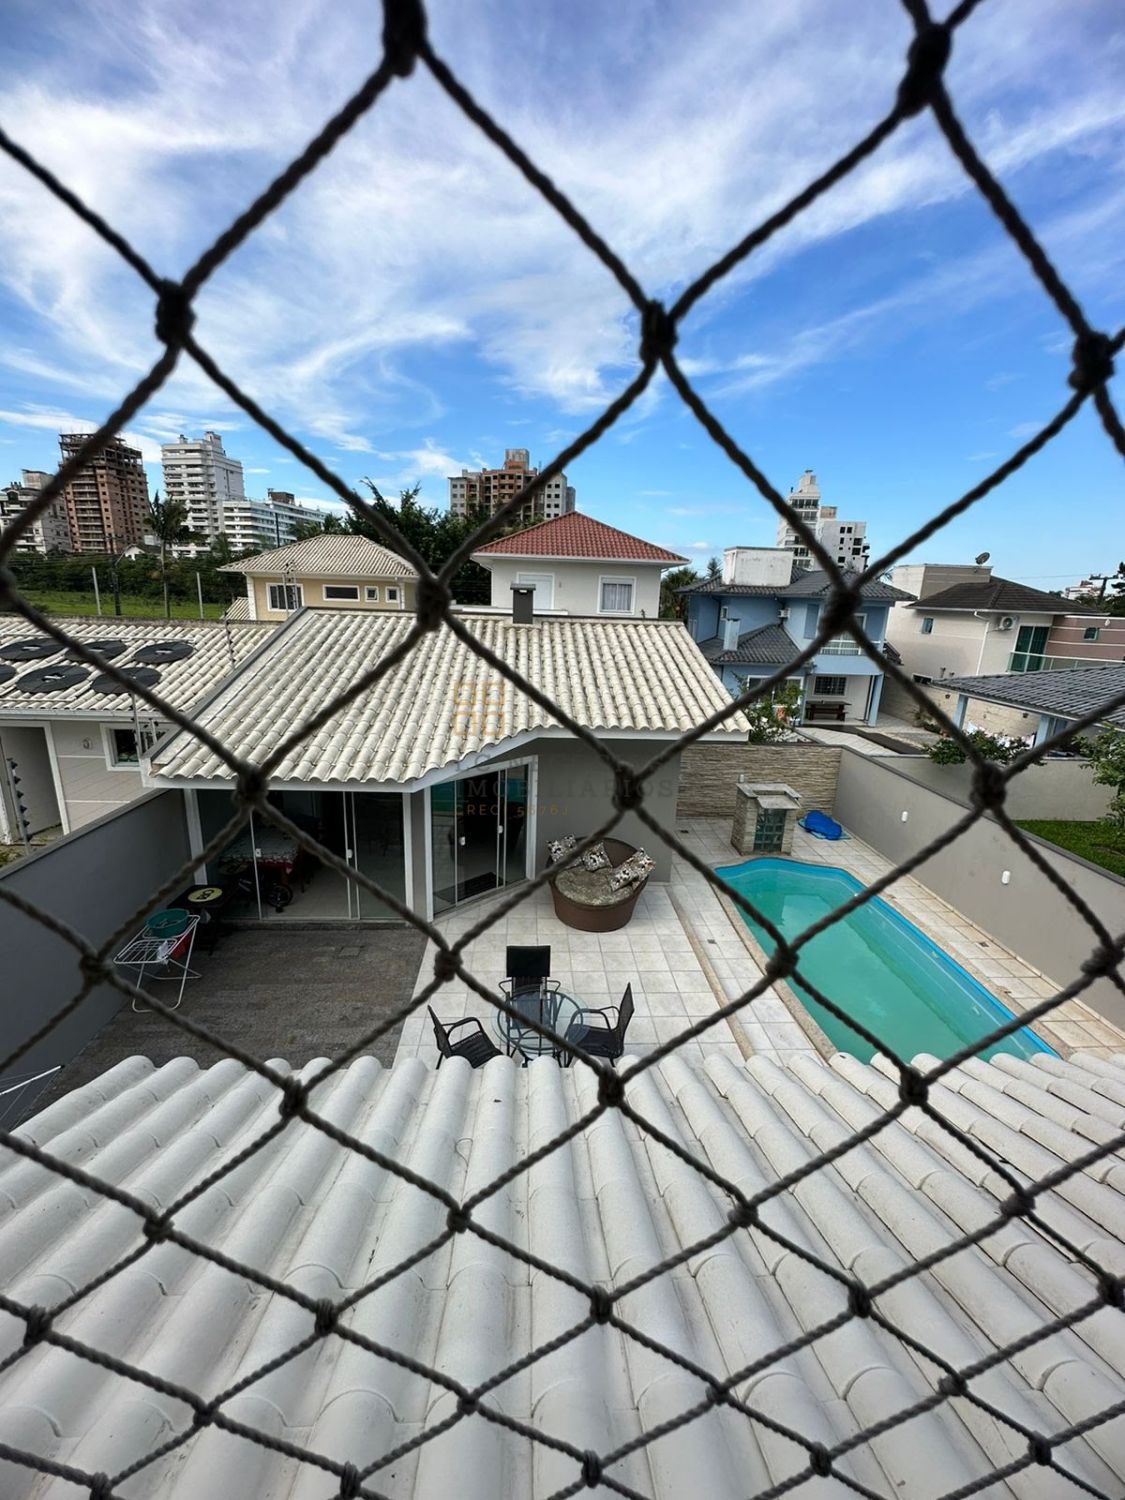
[1082,727,1125,832]
[660,566,698,620]
[147,490,196,618]
[706,555,722,582]
[352,482,502,604]
[741,680,802,743]
[927,729,1020,766]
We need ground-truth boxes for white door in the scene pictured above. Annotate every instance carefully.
[515,572,554,608]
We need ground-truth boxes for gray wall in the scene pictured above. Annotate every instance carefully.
[51,718,149,830]
[678,742,841,819]
[887,755,1112,821]
[0,790,193,1083]
[0,726,60,836]
[833,751,1125,1028]
[531,737,681,881]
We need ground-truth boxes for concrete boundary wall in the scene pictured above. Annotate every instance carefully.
[833,750,1125,1028]
[678,742,841,820]
[0,791,192,1091]
[888,755,1111,821]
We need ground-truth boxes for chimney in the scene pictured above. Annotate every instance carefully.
[722,617,741,652]
[511,583,536,624]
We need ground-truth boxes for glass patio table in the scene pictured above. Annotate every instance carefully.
[493,985,581,1059]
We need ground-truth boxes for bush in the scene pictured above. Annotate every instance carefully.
[927,729,1020,766]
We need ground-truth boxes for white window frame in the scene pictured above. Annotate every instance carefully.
[365,586,380,602]
[514,572,554,609]
[102,724,158,770]
[322,583,360,602]
[598,575,636,615]
[266,581,303,612]
[813,675,847,697]
[385,585,402,606]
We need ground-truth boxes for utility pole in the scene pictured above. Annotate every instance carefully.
[105,534,123,617]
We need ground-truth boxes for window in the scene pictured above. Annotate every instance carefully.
[386,586,400,605]
[107,727,156,767]
[323,584,359,601]
[267,583,303,611]
[912,673,934,685]
[599,577,635,614]
[365,586,380,602]
[814,676,846,696]
[1084,626,1100,641]
[919,616,935,634]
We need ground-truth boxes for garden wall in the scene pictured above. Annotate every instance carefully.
[677,742,841,820]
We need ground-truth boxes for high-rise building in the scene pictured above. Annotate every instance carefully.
[775,470,870,571]
[0,470,73,555]
[161,431,246,547]
[448,448,575,523]
[59,434,149,553]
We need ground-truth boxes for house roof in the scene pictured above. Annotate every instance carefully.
[0,617,275,720]
[940,663,1125,729]
[911,576,1090,614]
[698,621,802,667]
[221,595,251,620]
[4,1046,1124,1496]
[218,534,417,579]
[683,567,913,603]
[472,511,688,564]
[151,608,747,785]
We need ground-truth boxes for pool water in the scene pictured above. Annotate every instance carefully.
[717,858,1053,1064]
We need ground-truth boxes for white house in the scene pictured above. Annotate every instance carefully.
[471,512,688,618]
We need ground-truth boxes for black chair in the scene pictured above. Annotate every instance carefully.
[505,945,551,993]
[429,1008,502,1069]
[564,984,635,1065]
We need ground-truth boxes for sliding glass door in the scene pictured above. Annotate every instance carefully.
[430,764,529,914]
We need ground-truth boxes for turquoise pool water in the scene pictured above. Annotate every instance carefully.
[717,858,1053,1064]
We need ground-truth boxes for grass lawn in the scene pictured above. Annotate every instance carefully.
[1016,819,1125,879]
[4,590,225,620]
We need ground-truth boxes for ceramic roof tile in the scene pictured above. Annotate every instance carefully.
[697,622,801,666]
[218,534,417,578]
[472,512,688,563]
[0,617,275,719]
[911,577,1094,614]
[150,610,747,785]
[940,664,1125,729]
[2,1047,1123,1497]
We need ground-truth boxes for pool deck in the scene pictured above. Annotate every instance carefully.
[396,817,1125,1069]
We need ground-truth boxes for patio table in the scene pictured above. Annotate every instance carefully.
[493,987,581,1060]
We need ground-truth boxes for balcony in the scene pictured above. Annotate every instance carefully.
[819,635,862,655]
[1007,652,1116,673]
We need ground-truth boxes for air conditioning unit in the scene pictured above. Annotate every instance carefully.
[996,616,1015,631]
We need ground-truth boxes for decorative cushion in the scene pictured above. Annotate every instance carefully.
[547,835,577,865]
[607,848,656,890]
[581,841,611,872]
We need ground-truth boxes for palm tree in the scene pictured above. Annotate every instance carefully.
[148,491,195,618]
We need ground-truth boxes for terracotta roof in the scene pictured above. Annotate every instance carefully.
[940,663,1125,729]
[911,577,1090,614]
[472,512,688,564]
[219,534,417,579]
[3,1046,1124,1496]
[0,617,275,719]
[698,622,802,667]
[151,610,747,785]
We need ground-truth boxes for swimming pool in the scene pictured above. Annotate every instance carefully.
[716,857,1053,1064]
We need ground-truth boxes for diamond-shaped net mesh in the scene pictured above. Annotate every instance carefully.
[1,1,1124,1496]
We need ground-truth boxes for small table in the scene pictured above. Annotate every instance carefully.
[493,986,580,1060]
[114,915,200,1012]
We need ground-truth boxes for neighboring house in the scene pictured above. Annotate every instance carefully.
[932,662,1125,745]
[681,547,913,725]
[6,1045,1125,1496]
[471,511,688,617]
[1044,611,1125,670]
[218,534,418,619]
[0,618,275,841]
[149,599,746,920]
[884,564,1096,731]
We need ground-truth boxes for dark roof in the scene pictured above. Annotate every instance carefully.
[911,577,1091,614]
[682,566,912,603]
[697,621,803,667]
[883,640,903,665]
[940,664,1125,729]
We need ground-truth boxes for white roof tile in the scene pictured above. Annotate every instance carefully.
[218,534,417,579]
[0,616,275,719]
[151,609,749,786]
[1,1048,1123,1497]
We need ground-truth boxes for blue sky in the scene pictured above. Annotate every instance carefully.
[1,0,1122,583]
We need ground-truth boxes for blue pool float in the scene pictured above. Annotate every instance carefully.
[799,810,844,840]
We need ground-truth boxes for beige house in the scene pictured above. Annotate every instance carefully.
[220,534,418,620]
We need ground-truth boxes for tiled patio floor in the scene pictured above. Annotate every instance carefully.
[398,816,1125,1069]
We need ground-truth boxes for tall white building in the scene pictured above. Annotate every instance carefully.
[0,470,73,555]
[449,448,575,522]
[161,432,246,550]
[775,470,870,571]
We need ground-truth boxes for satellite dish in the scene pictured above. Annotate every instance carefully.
[974,551,990,565]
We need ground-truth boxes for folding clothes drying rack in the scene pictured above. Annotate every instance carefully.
[114,915,201,1012]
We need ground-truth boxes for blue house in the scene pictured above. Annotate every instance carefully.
[682,548,914,725]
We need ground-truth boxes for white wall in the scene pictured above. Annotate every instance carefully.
[481,558,663,617]
[50,719,148,830]
[885,607,1057,680]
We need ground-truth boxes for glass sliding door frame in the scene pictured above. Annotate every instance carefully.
[425,757,534,917]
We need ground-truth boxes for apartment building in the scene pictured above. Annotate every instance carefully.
[0,470,72,555]
[58,434,149,552]
[774,469,870,570]
[448,448,575,523]
[160,431,245,545]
